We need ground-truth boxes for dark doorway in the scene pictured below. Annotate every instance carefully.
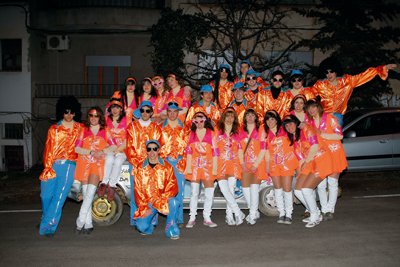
[5,146,24,171]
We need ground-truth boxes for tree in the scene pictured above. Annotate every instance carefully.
[148,8,209,78]
[294,0,400,110]
[149,0,300,89]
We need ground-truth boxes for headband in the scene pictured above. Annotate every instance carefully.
[125,77,137,84]
[88,109,98,115]
[293,94,307,103]
[266,110,279,118]
[152,76,163,81]
[143,77,152,83]
[167,74,176,79]
[110,100,123,108]
[223,107,237,115]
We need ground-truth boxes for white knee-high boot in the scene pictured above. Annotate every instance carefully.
[242,187,250,209]
[76,184,95,229]
[219,179,238,225]
[327,177,339,213]
[247,184,260,225]
[283,190,293,220]
[188,182,200,223]
[302,188,321,228]
[274,188,285,219]
[84,184,97,229]
[317,179,328,213]
[225,177,236,216]
[295,189,309,211]
[203,187,217,227]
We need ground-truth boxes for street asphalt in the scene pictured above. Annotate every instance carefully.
[0,189,399,267]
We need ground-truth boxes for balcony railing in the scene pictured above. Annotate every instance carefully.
[37,0,164,9]
[35,84,124,97]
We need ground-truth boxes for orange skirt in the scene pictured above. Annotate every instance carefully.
[269,154,298,177]
[74,159,105,182]
[299,151,334,180]
[324,140,348,174]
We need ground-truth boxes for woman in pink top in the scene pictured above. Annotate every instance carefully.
[109,77,140,124]
[97,99,128,202]
[185,112,218,228]
[139,77,158,109]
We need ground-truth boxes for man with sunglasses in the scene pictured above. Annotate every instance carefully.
[160,102,189,227]
[257,70,293,120]
[243,69,268,109]
[312,56,397,127]
[126,101,163,226]
[288,70,315,100]
[234,60,269,88]
[39,99,83,236]
[133,140,180,240]
[185,84,221,127]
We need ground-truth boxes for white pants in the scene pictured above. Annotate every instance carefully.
[102,152,126,187]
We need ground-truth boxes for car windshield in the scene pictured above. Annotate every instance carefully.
[343,111,364,127]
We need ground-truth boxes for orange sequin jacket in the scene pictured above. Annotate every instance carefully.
[160,119,190,173]
[185,100,221,127]
[288,87,316,101]
[229,98,260,126]
[311,65,388,114]
[209,80,234,110]
[126,121,163,171]
[40,121,83,181]
[256,86,294,120]
[133,157,178,217]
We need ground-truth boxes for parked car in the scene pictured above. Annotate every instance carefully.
[342,107,400,172]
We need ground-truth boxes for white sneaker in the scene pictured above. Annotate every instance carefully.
[305,220,320,228]
[203,220,217,228]
[186,220,195,228]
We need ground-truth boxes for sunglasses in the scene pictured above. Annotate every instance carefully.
[272,78,284,82]
[88,114,100,118]
[192,117,206,124]
[146,147,159,152]
[325,70,335,75]
[152,80,163,86]
[140,109,152,114]
[246,76,257,81]
[291,78,303,82]
[167,102,179,107]
[64,110,74,115]
[220,68,230,73]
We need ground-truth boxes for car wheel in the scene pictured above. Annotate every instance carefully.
[92,191,123,226]
[258,186,279,217]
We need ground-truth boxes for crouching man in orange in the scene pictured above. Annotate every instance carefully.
[133,140,180,240]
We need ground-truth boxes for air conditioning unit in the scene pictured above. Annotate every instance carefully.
[47,35,69,50]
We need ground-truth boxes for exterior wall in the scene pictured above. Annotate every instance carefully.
[0,3,32,171]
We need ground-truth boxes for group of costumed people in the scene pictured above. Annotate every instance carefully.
[38,57,397,239]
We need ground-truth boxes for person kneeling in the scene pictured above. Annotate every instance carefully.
[133,140,180,240]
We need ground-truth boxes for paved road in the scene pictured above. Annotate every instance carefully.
[1,190,399,267]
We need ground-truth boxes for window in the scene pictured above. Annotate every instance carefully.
[345,113,393,137]
[4,123,23,139]
[85,55,131,97]
[0,39,22,71]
